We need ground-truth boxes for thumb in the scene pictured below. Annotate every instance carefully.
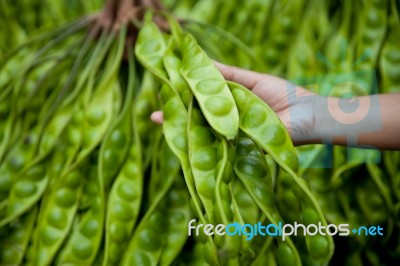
[150,111,163,124]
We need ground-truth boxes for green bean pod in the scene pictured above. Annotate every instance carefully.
[243,233,274,266]
[213,138,241,262]
[134,71,161,169]
[147,131,164,205]
[232,178,260,225]
[135,13,169,83]
[36,42,97,160]
[73,27,126,166]
[33,166,84,265]
[120,140,180,266]
[384,151,400,201]
[261,0,307,75]
[0,159,47,227]
[366,163,393,213]
[379,9,400,93]
[180,33,239,140]
[233,133,301,266]
[160,169,192,266]
[159,83,219,265]
[56,163,103,265]
[103,120,143,265]
[0,110,21,164]
[187,101,218,223]
[0,129,40,201]
[275,171,302,224]
[228,81,298,173]
[163,38,191,107]
[229,180,256,258]
[355,172,388,225]
[61,108,84,170]
[231,83,334,264]
[355,0,388,67]
[98,50,135,190]
[0,207,37,265]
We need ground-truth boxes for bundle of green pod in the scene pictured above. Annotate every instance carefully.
[0,0,102,57]
[1,0,400,265]
[163,1,400,263]
[0,6,334,264]
[133,12,335,265]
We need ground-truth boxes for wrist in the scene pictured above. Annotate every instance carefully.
[289,93,322,146]
[311,95,380,147]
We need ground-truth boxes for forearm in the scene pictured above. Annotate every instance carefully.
[310,93,400,150]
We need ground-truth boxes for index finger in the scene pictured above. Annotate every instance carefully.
[214,61,267,90]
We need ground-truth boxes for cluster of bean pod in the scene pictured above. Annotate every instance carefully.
[1,0,400,264]
[163,0,400,263]
[0,0,102,57]
[0,13,192,264]
[0,8,335,265]
[133,12,336,265]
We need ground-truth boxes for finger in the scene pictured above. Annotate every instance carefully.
[214,61,267,90]
[215,61,313,101]
[150,111,163,124]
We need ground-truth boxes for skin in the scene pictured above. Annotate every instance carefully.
[151,62,400,150]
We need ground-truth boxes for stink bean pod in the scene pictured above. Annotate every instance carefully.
[159,82,219,265]
[180,33,239,140]
[135,13,170,84]
[147,131,164,205]
[0,159,48,227]
[0,206,37,265]
[0,129,40,201]
[275,171,301,224]
[234,132,301,266]
[384,151,400,201]
[379,10,400,93]
[187,101,218,223]
[103,121,143,265]
[73,27,126,166]
[33,166,84,265]
[229,180,256,258]
[261,0,307,75]
[160,167,192,266]
[187,97,241,260]
[228,81,298,173]
[242,231,274,266]
[73,72,118,166]
[134,71,161,169]
[158,84,202,211]
[163,38,191,107]
[231,178,260,225]
[213,138,241,261]
[230,81,334,263]
[298,204,333,264]
[355,175,387,225]
[56,162,103,265]
[120,140,180,266]
[0,112,18,164]
[98,45,135,190]
[366,163,393,213]
[35,33,95,128]
[354,0,388,67]
[233,81,335,262]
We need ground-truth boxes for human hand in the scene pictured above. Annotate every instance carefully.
[151,62,318,145]
[208,63,400,150]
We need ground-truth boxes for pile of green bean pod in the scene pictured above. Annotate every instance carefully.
[133,12,337,265]
[163,0,400,263]
[1,0,400,265]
